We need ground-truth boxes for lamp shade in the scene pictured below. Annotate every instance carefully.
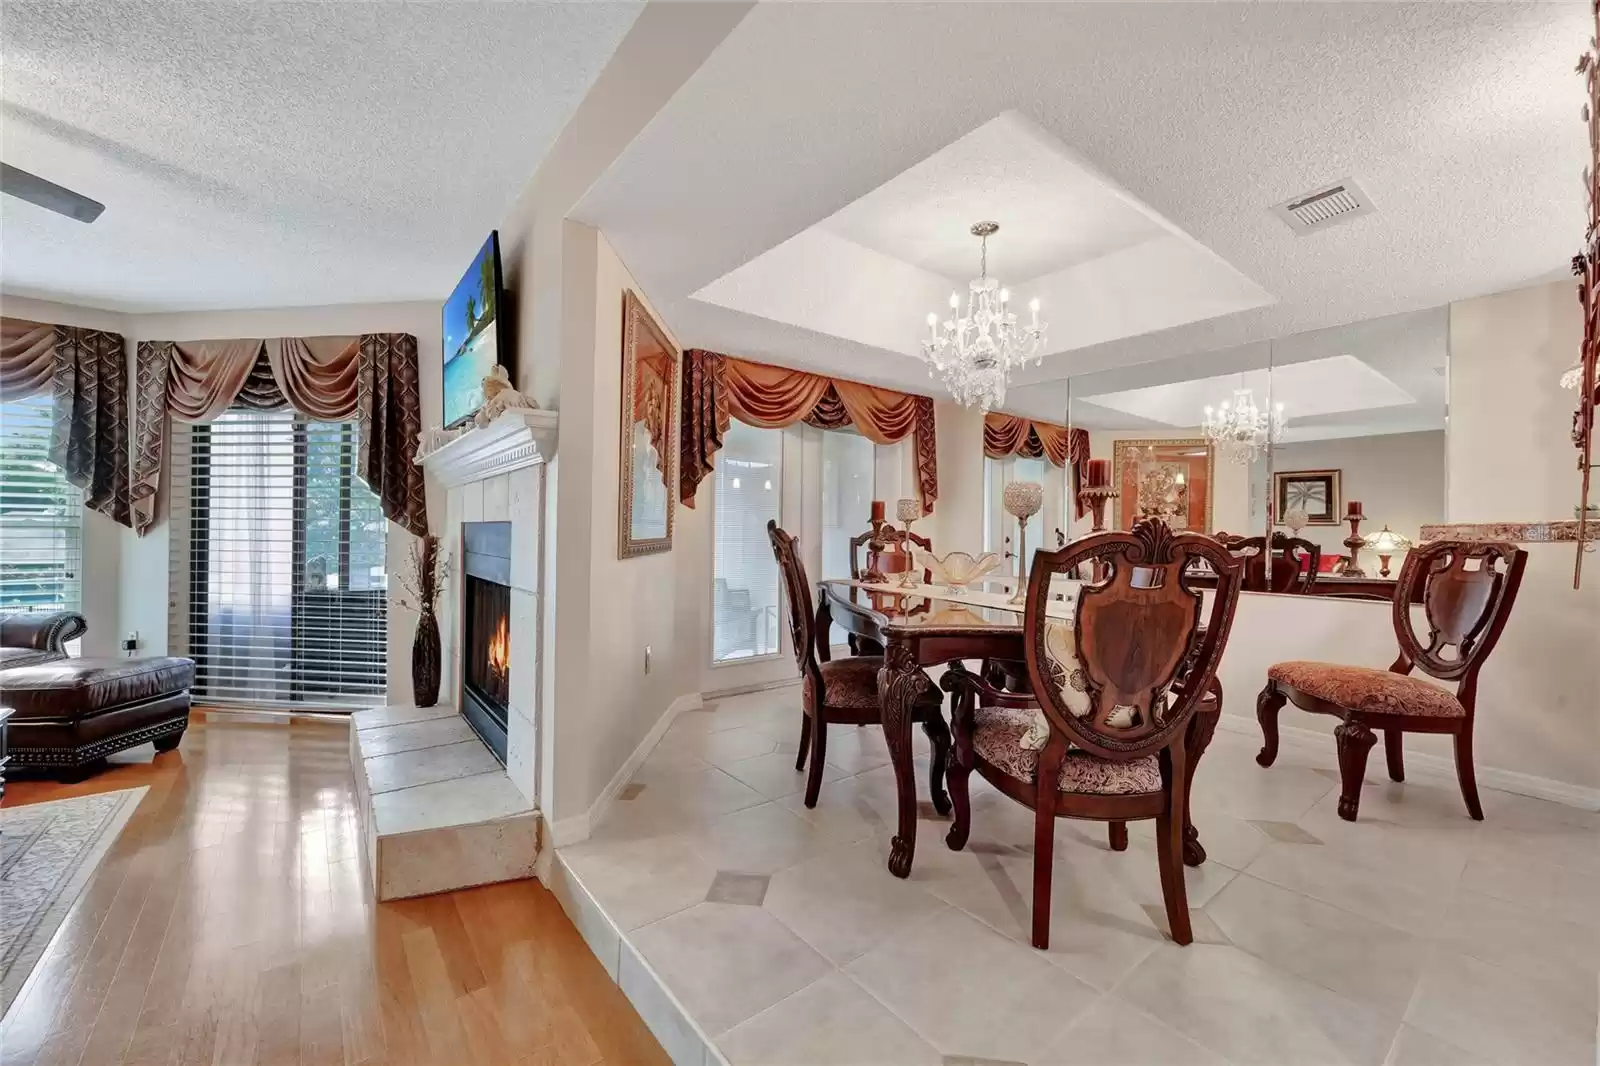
[1362,525,1413,552]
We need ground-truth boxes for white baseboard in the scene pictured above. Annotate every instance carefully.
[546,691,703,848]
[704,675,799,700]
[1217,713,1600,812]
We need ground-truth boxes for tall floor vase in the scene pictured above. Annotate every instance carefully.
[412,606,441,708]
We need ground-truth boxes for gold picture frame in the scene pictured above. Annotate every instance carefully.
[1273,469,1342,526]
[1110,439,1215,534]
[618,290,677,559]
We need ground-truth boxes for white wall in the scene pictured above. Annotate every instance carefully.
[1269,430,1446,563]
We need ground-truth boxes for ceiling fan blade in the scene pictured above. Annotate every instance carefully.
[1,163,104,223]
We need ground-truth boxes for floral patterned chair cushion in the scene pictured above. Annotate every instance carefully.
[803,655,884,711]
[1267,660,1464,718]
[972,706,1163,795]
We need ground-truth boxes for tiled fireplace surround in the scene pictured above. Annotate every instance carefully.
[349,410,554,900]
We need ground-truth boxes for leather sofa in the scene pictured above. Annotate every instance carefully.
[0,612,194,780]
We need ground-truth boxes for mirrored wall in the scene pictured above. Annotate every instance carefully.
[1042,305,1447,596]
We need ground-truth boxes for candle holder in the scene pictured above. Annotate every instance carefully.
[863,500,892,583]
[1341,507,1368,577]
[1002,481,1043,605]
[1079,486,1119,533]
[894,498,922,589]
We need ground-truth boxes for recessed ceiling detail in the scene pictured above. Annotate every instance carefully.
[692,111,1274,361]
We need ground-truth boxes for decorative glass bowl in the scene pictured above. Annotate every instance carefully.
[911,548,1002,595]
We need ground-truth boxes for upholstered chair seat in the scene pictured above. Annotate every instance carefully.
[803,656,885,712]
[971,707,1163,795]
[1266,661,1464,718]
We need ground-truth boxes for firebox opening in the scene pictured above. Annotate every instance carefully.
[461,521,513,763]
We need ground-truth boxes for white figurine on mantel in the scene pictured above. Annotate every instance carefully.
[474,364,538,427]
[413,424,466,463]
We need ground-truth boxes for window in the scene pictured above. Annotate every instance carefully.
[820,428,875,645]
[712,422,782,662]
[0,394,82,614]
[171,408,388,708]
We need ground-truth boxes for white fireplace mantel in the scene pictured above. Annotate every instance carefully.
[417,408,559,488]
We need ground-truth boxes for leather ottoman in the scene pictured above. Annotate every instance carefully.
[0,656,194,779]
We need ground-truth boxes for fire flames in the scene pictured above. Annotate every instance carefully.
[488,614,510,679]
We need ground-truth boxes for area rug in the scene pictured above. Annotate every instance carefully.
[1,787,147,1019]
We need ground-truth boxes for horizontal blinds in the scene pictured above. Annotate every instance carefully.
[0,394,82,615]
[168,408,388,710]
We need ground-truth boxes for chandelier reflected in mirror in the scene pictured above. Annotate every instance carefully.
[1202,386,1286,464]
[921,221,1047,411]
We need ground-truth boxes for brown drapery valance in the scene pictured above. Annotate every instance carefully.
[983,412,1092,519]
[679,351,939,514]
[1,317,132,528]
[131,334,427,537]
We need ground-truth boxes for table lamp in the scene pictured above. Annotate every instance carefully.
[1362,525,1413,578]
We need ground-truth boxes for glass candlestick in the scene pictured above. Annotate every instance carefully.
[895,498,921,588]
[1002,481,1043,605]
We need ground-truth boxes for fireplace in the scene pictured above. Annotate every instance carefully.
[460,521,512,762]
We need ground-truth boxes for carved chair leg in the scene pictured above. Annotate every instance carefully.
[921,706,952,817]
[1384,729,1405,782]
[1256,683,1286,768]
[804,714,829,809]
[1453,721,1484,821]
[795,712,812,772]
[1334,716,1376,822]
[944,681,974,851]
[1031,804,1055,950]
[1107,821,1128,852]
[1156,744,1193,945]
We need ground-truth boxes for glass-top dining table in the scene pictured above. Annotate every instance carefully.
[815,577,1221,879]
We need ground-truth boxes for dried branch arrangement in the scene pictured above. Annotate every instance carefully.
[395,534,448,613]
[1573,7,1600,587]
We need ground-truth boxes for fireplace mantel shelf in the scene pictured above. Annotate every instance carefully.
[417,408,559,488]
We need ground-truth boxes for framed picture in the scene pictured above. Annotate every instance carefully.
[1111,439,1215,534]
[1273,469,1342,526]
[618,290,678,559]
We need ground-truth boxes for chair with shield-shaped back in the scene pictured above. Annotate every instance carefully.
[940,517,1242,949]
[1257,539,1526,822]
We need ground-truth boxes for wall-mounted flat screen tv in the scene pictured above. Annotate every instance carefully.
[442,231,510,427]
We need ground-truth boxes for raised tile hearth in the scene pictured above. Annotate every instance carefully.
[351,702,538,901]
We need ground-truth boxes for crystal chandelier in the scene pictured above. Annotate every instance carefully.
[1202,387,1286,464]
[922,221,1046,411]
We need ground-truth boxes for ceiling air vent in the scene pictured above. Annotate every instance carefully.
[1270,178,1374,235]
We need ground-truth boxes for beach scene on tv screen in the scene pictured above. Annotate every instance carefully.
[443,237,499,426]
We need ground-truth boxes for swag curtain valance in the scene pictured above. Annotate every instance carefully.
[983,412,1092,519]
[0,317,132,528]
[679,351,940,514]
[131,334,427,537]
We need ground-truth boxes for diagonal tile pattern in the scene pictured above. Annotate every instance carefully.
[555,687,1600,1066]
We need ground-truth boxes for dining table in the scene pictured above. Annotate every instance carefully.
[815,577,1222,879]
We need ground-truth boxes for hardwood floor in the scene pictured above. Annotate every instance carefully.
[0,714,670,1066]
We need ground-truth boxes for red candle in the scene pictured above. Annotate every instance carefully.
[1346,501,1362,516]
[871,499,885,523]
[1086,459,1110,488]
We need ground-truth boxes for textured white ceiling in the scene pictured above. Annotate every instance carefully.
[574,2,1585,400]
[0,0,641,311]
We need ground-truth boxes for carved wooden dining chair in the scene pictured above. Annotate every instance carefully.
[941,518,1242,949]
[767,521,950,810]
[1257,540,1527,822]
[849,526,932,583]
[1225,533,1320,593]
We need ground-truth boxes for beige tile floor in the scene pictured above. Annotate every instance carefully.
[559,689,1600,1066]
